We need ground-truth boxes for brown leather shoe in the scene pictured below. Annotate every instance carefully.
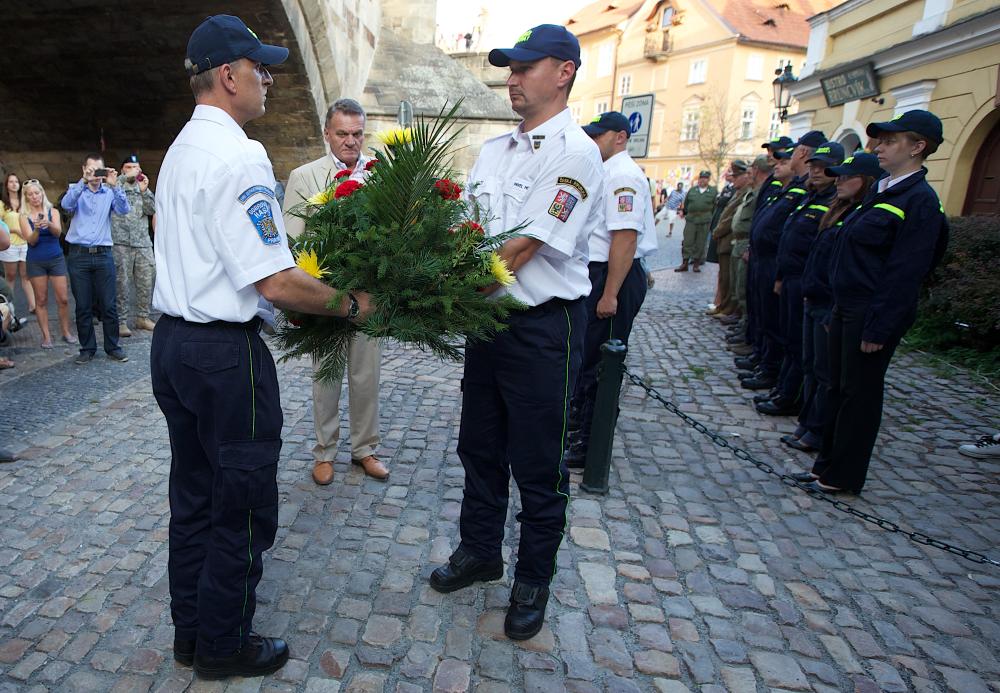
[119,322,132,337]
[673,261,689,272]
[692,262,702,272]
[135,317,157,331]
[312,461,334,485]
[352,454,389,481]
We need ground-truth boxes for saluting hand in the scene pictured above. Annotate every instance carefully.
[860,341,884,353]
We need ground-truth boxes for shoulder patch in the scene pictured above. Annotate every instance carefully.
[618,194,634,213]
[238,185,276,203]
[614,186,637,196]
[548,189,579,222]
[557,176,588,200]
[246,200,281,245]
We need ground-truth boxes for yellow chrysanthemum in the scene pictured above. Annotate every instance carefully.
[375,127,413,146]
[295,249,328,279]
[489,251,515,287]
[307,187,334,206]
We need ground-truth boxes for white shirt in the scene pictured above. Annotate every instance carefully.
[589,150,658,262]
[153,105,295,323]
[877,169,919,194]
[466,108,605,307]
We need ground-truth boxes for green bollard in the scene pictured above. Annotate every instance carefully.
[580,339,627,495]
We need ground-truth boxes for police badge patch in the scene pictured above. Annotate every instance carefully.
[548,189,578,222]
[618,195,634,212]
[247,200,281,245]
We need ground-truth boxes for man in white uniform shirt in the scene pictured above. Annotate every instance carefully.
[282,98,387,485]
[151,15,371,680]
[427,24,604,642]
[564,111,657,468]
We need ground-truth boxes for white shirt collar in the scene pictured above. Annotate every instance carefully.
[512,108,574,153]
[329,150,373,171]
[605,150,630,168]
[877,169,919,194]
[190,104,247,139]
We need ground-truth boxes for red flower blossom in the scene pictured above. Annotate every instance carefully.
[334,169,352,180]
[334,180,363,199]
[434,178,462,200]
[462,221,485,235]
[364,159,378,171]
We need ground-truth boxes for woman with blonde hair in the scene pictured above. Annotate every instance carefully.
[19,180,76,348]
[0,173,36,315]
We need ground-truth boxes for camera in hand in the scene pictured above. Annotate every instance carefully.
[93,168,109,178]
[136,173,146,183]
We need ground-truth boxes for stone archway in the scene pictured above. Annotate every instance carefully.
[837,130,862,155]
[962,116,1000,216]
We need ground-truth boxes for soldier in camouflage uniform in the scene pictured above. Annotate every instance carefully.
[111,155,156,335]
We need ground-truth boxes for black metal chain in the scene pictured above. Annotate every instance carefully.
[622,367,1000,569]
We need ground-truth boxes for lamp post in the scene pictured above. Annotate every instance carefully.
[772,63,797,122]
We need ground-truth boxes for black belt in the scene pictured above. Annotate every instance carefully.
[520,296,583,318]
[162,314,262,333]
[68,244,111,254]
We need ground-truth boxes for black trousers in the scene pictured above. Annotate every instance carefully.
[797,303,831,443]
[775,275,804,401]
[150,315,282,656]
[456,298,585,586]
[812,308,898,491]
[746,253,758,349]
[753,254,782,375]
[570,259,648,448]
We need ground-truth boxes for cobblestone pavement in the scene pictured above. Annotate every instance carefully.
[1,228,998,692]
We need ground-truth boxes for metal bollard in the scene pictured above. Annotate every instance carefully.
[580,339,627,495]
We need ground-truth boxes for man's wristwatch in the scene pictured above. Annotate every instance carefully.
[347,292,360,320]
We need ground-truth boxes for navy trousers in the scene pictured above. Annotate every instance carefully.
[150,315,282,656]
[797,303,831,443]
[753,254,782,375]
[570,259,648,449]
[67,245,121,356]
[775,275,804,401]
[457,298,585,586]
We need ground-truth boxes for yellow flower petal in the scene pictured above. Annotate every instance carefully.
[489,251,515,287]
[307,187,333,206]
[295,248,328,279]
[375,127,413,146]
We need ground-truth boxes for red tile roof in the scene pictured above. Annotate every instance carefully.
[702,0,840,49]
[566,0,645,37]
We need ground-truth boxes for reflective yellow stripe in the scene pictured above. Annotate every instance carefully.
[770,180,783,186]
[939,203,945,213]
[873,202,905,220]
[789,188,807,195]
[795,204,804,211]
[808,204,829,212]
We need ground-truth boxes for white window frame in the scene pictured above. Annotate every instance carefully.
[768,110,781,140]
[595,100,609,116]
[680,165,693,181]
[688,59,707,85]
[570,103,582,122]
[740,104,757,140]
[597,42,614,77]
[661,6,675,28]
[745,54,763,81]
[619,73,632,96]
[681,106,701,141]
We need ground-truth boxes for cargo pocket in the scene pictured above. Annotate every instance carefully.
[216,439,282,510]
[180,341,239,374]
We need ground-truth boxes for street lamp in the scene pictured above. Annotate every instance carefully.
[772,63,797,122]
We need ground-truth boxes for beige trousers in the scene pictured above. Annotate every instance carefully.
[312,334,381,461]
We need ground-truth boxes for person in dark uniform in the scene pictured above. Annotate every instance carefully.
[792,110,949,494]
[784,153,882,452]
[150,15,372,679]
[758,141,844,416]
[428,24,604,642]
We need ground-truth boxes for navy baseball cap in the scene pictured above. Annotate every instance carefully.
[825,152,884,179]
[488,24,581,68]
[583,111,630,137]
[121,154,140,167]
[762,136,793,150]
[795,130,828,148]
[185,15,289,76]
[806,141,845,167]
[866,109,943,144]
[773,148,794,160]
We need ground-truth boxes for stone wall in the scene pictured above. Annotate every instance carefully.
[448,52,511,100]
[379,0,436,45]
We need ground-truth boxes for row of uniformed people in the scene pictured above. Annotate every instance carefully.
[725,111,948,495]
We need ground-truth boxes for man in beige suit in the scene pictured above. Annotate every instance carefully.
[282,98,388,484]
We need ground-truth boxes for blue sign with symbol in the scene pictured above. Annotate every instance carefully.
[629,112,642,134]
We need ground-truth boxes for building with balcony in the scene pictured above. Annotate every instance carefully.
[788,0,1000,215]
[565,0,837,187]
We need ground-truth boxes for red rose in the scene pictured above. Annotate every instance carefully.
[334,180,363,199]
[462,221,485,235]
[434,178,462,200]
[334,169,352,180]
[364,159,378,171]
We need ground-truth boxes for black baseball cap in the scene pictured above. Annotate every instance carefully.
[866,109,943,144]
[773,149,794,160]
[583,111,630,137]
[762,136,793,150]
[825,152,884,178]
[806,142,845,167]
[185,15,289,76]
[121,154,140,167]
[488,24,581,68]
[795,130,828,148]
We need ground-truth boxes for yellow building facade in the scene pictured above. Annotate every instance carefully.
[565,0,837,187]
[789,0,1000,215]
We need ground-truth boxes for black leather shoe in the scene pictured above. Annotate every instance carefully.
[193,633,289,680]
[504,582,549,641]
[430,548,503,593]
[563,443,587,469]
[780,434,799,446]
[788,471,818,483]
[786,437,818,452]
[174,638,195,666]
[753,389,779,404]
[803,480,860,496]
[756,398,800,416]
[726,333,746,344]
[741,376,777,390]
[733,356,758,370]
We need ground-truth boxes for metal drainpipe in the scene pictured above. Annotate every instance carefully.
[610,28,623,111]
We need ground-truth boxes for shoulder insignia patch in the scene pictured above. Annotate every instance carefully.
[246,200,281,245]
[614,186,637,196]
[618,194,634,212]
[238,185,276,203]
[548,189,579,222]
[557,176,588,200]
